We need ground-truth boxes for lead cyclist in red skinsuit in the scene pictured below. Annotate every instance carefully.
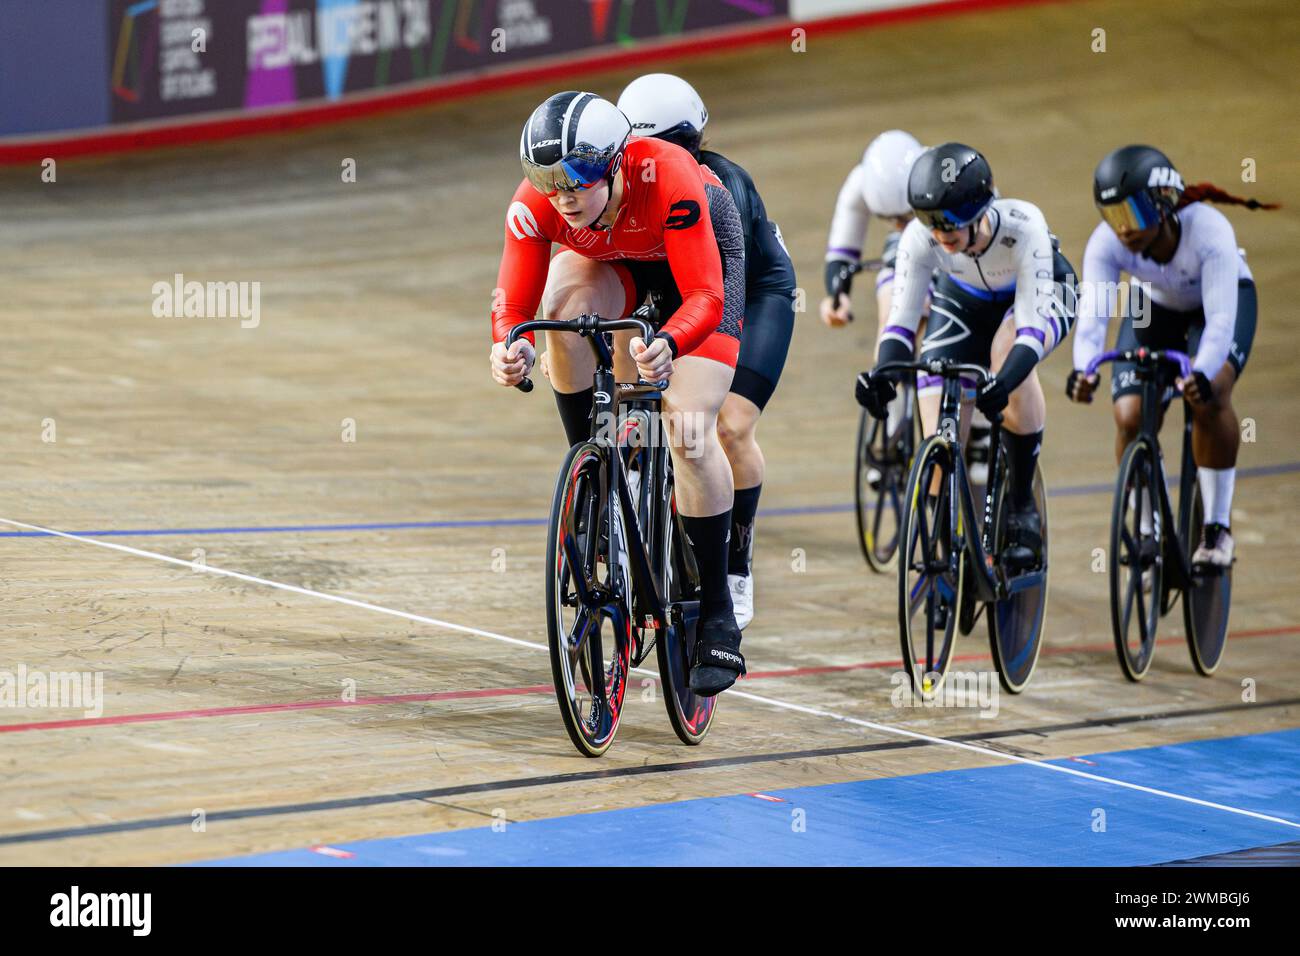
[488,91,747,696]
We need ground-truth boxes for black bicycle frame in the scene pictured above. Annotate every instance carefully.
[1113,350,1198,596]
[879,358,1044,604]
[508,313,675,636]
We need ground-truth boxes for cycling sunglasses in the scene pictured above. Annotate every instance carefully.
[1097,192,1161,233]
[913,197,991,232]
[522,145,615,197]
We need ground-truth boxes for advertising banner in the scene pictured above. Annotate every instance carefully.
[108,0,789,125]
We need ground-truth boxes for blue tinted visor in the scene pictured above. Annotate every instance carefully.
[523,144,616,196]
[1098,192,1161,233]
[914,196,991,231]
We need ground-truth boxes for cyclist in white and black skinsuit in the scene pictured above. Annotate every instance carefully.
[857,143,1077,568]
[821,132,996,483]
[1067,145,1278,568]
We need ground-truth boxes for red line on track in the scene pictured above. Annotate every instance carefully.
[3,623,1295,735]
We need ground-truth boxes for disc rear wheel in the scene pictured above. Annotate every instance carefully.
[988,463,1049,693]
[1183,478,1231,675]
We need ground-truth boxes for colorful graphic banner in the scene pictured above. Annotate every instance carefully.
[108,0,788,125]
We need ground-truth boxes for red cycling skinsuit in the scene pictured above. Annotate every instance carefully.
[491,136,738,368]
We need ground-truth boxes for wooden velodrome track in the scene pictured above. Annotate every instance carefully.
[1,0,1298,865]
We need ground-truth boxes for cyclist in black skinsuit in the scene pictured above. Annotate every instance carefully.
[618,73,797,633]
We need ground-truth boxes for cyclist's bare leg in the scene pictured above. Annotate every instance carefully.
[540,251,628,392]
[1190,363,1240,547]
[718,394,763,490]
[1112,395,1143,463]
[1190,364,1240,469]
[918,390,973,495]
[661,353,746,691]
[989,317,1047,566]
[540,252,632,445]
[659,356,734,517]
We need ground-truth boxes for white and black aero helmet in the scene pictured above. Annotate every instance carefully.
[520,91,632,196]
[616,73,708,157]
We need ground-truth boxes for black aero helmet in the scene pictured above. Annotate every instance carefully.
[1093,144,1184,233]
[520,91,631,196]
[907,142,995,231]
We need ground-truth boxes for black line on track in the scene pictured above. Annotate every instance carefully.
[4,696,1297,848]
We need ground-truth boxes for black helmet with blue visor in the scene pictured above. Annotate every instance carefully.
[907,143,996,232]
[1093,144,1184,234]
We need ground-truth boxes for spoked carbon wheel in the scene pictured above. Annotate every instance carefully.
[1109,439,1163,681]
[855,400,912,573]
[546,441,632,757]
[1183,478,1231,675]
[987,463,1050,693]
[655,485,717,745]
[898,435,963,696]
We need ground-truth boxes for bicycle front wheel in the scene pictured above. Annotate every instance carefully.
[1110,439,1162,681]
[898,435,963,697]
[1182,477,1231,675]
[546,441,632,757]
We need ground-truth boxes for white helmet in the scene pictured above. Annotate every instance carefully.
[616,73,708,155]
[861,130,924,218]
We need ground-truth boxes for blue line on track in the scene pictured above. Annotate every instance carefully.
[3,461,1296,541]
[195,729,1300,867]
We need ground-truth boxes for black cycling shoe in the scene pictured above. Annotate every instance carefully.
[689,615,747,697]
[1001,501,1043,571]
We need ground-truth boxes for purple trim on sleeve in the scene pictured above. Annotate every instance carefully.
[1018,327,1047,344]
[826,247,861,259]
[875,272,895,290]
[917,373,943,389]
[883,325,916,341]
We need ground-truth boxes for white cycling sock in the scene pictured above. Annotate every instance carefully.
[1198,467,1236,527]
[885,388,906,434]
[1128,488,1154,535]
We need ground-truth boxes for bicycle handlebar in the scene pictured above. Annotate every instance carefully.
[1084,348,1192,380]
[874,358,995,388]
[505,314,665,393]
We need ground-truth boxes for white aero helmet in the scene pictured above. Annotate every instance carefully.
[616,73,708,156]
[861,129,925,218]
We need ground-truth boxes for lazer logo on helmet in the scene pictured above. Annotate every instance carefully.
[534,139,561,148]
[631,122,657,130]
[1099,186,1119,200]
[1147,167,1184,190]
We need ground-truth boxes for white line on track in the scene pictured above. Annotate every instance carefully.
[0,516,543,652]
[4,513,1298,833]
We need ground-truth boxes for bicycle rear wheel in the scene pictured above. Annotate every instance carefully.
[1109,439,1162,681]
[655,478,717,745]
[898,435,963,696]
[987,462,1049,693]
[855,397,911,574]
[546,441,632,757]
[1182,478,1231,675]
